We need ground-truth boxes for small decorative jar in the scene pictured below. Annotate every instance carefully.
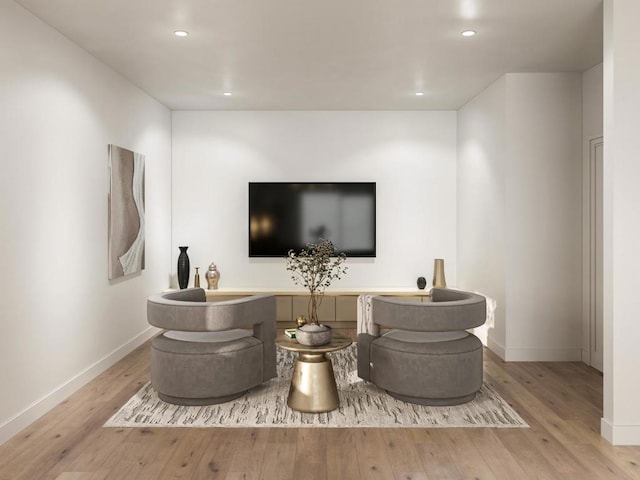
[205,263,220,290]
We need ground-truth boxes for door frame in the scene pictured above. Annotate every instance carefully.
[582,135,604,370]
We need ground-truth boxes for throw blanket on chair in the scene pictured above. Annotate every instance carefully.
[357,295,379,336]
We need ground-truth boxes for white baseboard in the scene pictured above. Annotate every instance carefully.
[581,348,590,363]
[0,326,158,446]
[601,417,640,445]
[486,336,582,361]
[502,348,582,362]
[487,336,506,360]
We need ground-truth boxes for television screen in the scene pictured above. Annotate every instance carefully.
[249,182,376,257]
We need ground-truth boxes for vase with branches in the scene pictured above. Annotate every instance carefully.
[286,239,348,344]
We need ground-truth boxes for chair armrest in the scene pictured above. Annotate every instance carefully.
[357,333,375,381]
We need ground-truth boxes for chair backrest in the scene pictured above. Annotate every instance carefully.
[160,288,206,303]
[147,288,276,332]
[370,288,486,332]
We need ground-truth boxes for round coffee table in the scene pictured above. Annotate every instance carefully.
[276,333,352,413]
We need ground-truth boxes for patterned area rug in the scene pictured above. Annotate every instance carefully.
[105,345,528,428]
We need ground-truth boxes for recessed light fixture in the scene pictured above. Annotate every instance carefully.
[461,30,476,37]
[223,92,232,96]
[174,30,189,37]
[415,92,424,96]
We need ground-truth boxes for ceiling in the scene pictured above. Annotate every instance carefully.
[15,0,603,111]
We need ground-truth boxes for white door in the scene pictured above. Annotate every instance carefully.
[589,137,604,372]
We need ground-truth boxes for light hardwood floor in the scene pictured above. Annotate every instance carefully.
[1,331,639,480]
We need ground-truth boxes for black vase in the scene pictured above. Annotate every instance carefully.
[177,246,190,289]
[417,276,427,290]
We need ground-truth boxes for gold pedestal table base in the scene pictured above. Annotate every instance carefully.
[276,333,352,413]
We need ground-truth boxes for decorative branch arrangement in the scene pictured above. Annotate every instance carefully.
[285,239,348,324]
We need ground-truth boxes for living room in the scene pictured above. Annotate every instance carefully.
[1,0,640,475]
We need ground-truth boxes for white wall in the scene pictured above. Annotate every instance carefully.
[504,73,583,360]
[0,0,172,444]
[601,0,640,446]
[171,111,458,290]
[457,73,583,361]
[457,77,507,348]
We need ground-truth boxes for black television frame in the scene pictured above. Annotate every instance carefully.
[248,182,377,258]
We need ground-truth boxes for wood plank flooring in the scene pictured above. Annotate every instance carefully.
[1,331,639,480]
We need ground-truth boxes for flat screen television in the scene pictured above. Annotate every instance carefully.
[249,182,376,257]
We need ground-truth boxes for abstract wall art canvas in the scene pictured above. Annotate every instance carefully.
[108,144,145,280]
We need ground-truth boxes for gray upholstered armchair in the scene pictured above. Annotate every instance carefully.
[357,288,486,405]
[147,288,277,405]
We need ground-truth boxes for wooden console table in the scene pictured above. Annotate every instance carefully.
[204,288,431,329]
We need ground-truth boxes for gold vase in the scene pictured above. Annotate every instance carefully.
[432,258,446,288]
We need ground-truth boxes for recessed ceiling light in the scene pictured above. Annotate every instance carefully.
[174,30,189,37]
[223,92,232,96]
[415,92,424,96]
[461,30,476,37]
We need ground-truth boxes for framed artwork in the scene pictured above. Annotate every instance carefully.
[108,144,145,279]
